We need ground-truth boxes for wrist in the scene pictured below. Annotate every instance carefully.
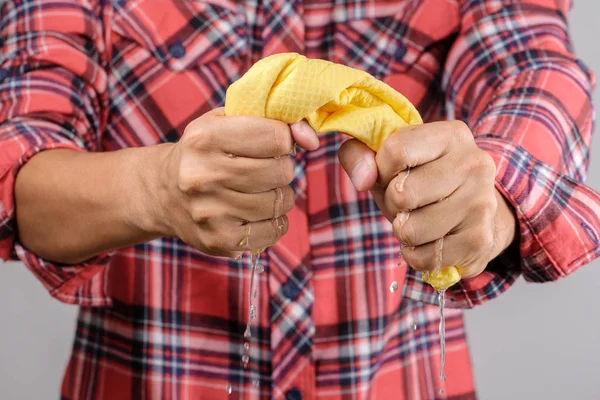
[492,188,518,259]
[123,143,176,239]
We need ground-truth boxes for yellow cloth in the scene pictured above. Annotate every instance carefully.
[225,52,460,290]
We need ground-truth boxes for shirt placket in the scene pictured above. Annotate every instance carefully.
[256,1,313,398]
[265,125,314,400]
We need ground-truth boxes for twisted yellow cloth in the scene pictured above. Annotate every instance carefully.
[225,52,460,290]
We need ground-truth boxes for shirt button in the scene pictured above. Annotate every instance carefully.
[168,42,186,59]
[0,68,8,82]
[282,280,301,300]
[285,387,302,400]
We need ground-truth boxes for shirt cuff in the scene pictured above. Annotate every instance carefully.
[445,136,600,308]
[0,122,112,307]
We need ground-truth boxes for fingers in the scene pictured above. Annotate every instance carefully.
[383,154,463,212]
[223,186,295,222]
[190,112,319,158]
[291,120,320,151]
[400,212,495,279]
[237,216,289,252]
[396,184,498,279]
[391,185,470,247]
[376,120,473,187]
[222,155,295,193]
[338,139,378,191]
[217,116,295,158]
[197,215,289,257]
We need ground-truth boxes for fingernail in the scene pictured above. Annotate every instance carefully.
[350,159,372,191]
[293,120,319,150]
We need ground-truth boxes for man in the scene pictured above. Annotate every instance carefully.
[1,0,598,399]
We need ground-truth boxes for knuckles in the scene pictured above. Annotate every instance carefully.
[280,158,295,186]
[449,120,472,143]
[394,218,418,247]
[381,133,411,169]
[201,236,233,257]
[271,122,293,156]
[466,223,495,254]
[282,186,296,215]
[190,207,211,225]
[177,165,221,195]
[183,119,214,150]
[391,180,418,211]
[470,150,497,180]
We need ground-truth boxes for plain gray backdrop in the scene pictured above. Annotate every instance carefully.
[1,1,599,399]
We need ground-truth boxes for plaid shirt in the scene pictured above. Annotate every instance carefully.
[1,0,599,399]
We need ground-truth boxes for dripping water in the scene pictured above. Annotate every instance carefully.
[408,319,417,331]
[438,288,447,383]
[390,169,411,296]
[229,185,285,394]
[242,252,261,370]
[227,154,287,395]
[435,237,447,387]
[395,167,410,192]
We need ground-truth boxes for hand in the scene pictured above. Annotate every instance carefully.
[145,108,319,258]
[338,121,517,279]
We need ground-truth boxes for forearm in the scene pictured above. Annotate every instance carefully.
[14,145,171,264]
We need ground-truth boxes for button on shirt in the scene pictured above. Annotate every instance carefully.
[1,1,599,399]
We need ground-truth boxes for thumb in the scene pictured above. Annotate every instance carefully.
[290,120,320,151]
[338,139,378,192]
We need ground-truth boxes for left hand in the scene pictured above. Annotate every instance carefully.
[338,120,517,279]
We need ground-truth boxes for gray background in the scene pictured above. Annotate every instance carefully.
[1,1,599,399]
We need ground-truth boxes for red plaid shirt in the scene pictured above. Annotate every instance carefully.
[1,0,599,399]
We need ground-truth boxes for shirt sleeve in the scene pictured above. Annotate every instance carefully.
[442,0,600,308]
[0,0,112,307]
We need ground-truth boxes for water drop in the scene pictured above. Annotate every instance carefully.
[435,237,444,270]
[250,305,257,320]
[439,388,445,395]
[389,281,399,293]
[408,320,417,331]
[238,224,251,248]
[438,289,447,383]
[255,263,265,274]
[226,383,232,394]
[289,143,297,156]
[273,188,284,219]
[252,380,260,387]
[242,354,250,368]
[395,167,410,192]
[243,342,250,351]
[244,326,251,339]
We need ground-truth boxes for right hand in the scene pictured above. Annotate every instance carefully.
[147,108,319,258]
